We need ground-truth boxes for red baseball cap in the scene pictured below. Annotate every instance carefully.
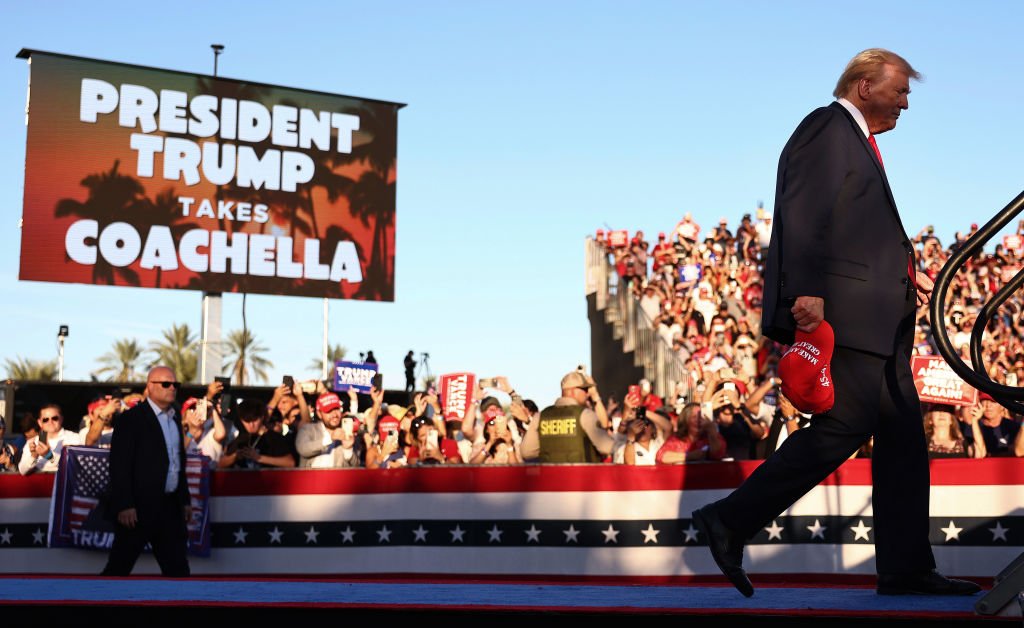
[377,415,400,437]
[316,392,342,414]
[779,321,835,414]
[978,391,995,402]
[181,397,200,414]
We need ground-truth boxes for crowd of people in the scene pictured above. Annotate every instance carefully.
[1,214,1021,474]
[593,210,1024,462]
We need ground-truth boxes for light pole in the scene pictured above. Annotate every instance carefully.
[57,325,69,382]
[200,43,225,385]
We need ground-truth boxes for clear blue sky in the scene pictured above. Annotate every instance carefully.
[2,1,1023,402]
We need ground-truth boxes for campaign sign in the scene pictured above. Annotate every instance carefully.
[607,230,629,248]
[676,220,700,241]
[679,263,703,283]
[440,372,475,422]
[1004,234,1023,253]
[17,50,403,301]
[333,360,378,392]
[912,355,977,406]
[49,446,211,556]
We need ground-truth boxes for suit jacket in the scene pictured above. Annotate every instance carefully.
[761,102,916,356]
[108,399,189,520]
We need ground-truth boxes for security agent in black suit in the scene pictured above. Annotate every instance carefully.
[101,365,190,577]
[692,49,979,597]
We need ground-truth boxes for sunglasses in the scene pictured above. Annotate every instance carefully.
[39,415,62,423]
[149,381,182,389]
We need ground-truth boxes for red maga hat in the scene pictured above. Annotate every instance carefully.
[779,321,835,414]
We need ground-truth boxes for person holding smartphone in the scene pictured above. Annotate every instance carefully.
[295,392,364,468]
[407,415,461,465]
[19,404,82,475]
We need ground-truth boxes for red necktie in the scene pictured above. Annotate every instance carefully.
[868,134,884,169]
[871,135,917,291]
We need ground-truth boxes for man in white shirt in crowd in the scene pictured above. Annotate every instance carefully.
[19,404,82,474]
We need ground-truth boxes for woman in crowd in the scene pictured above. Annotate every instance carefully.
[182,396,228,463]
[923,403,979,459]
[656,401,725,463]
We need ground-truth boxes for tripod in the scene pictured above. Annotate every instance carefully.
[416,352,434,392]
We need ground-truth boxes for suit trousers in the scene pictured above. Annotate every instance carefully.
[101,493,191,577]
[716,315,936,575]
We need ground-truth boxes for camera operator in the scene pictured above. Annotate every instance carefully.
[0,416,18,473]
[701,373,768,461]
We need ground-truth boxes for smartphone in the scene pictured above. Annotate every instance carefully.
[386,429,399,447]
[427,428,439,449]
[628,384,640,400]
[214,376,232,392]
[282,375,294,388]
[342,417,354,438]
[371,373,383,390]
[479,378,497,389]
[495,415,507,433]
[723,382,737,392]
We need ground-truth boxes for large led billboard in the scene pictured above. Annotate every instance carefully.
[17,50,403,300]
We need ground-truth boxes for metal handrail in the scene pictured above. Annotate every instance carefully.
[929,190,1024,412]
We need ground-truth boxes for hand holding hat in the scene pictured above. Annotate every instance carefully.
[779,320,835,414]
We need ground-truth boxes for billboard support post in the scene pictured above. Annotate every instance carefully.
[322,298,330,381]
[198,44,226,386]
[199,293,222,384]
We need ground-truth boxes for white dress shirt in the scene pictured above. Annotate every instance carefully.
[146,397,181,493]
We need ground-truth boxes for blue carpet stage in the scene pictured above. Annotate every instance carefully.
[0,576,1011,625]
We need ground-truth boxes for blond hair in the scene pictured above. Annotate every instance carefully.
[833,48,921,98]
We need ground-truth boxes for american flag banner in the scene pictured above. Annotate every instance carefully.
[49,446,212,556]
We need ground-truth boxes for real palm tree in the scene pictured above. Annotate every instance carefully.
[308,343,347,377]
[222,329,273,386]
[148,323,199,383]
[93,338,145,382]
[4,356,58,381]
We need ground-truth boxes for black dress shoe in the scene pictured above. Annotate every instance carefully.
[877,570,982,596]
[692,504,754,597]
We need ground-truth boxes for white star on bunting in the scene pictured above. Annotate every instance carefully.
[377,525,392,543]
[941,520,963,542]
[233,527,248,544]
[988,521,1008,542]
[601,525,620,544]
[340,526,356,543]
[32,529,45,545]
[764,520,783,541]
[304,526,320,544]
[449,525,465,543]
[0,529,12,545]
[487,525,503,543]
[525,525,542,543]
[682,524,699,543]
[268,527,283,544]
[563,524,581,543]
[641,523,660,544]
[807,519,826,540]
[413,525,428,542]
[850,520,871,542]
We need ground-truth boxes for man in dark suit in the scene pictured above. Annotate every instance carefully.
[101,365,190,576]
[693,49,979,597]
